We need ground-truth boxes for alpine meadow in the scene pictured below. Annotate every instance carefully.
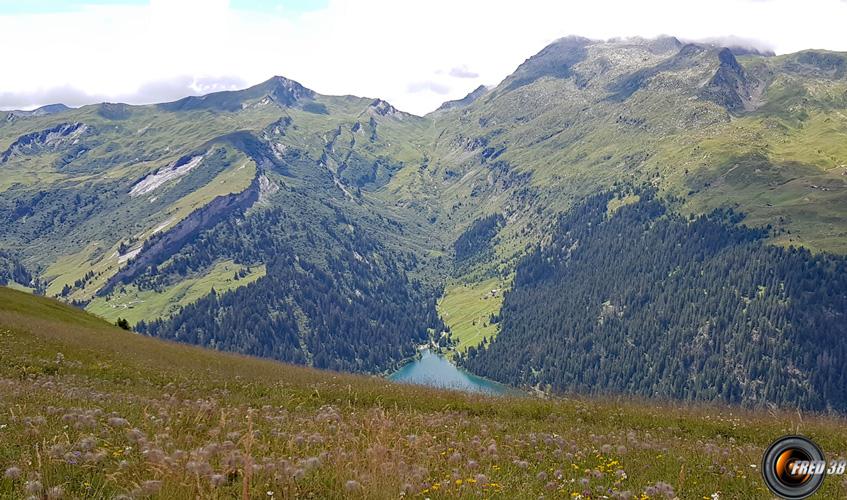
[2,30,847,499]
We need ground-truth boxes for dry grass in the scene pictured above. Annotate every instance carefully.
[1,287,846,499]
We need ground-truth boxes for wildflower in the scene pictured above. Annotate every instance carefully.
[64,451,81,465]
[141,480,162,495]
[537,471,548,481]
[210,474,227,487]
[448,452,462,464]
[46,485,64,499]
[652,481,675,498]
[107,417,129,428]
[79,437,97,451]
[186,461,212,476]
[344,480,361,492]
[3,466,21,480]
[142,448,165,464]
[126,428,146,443]
[25,480,42,495]
[48,444,66,459]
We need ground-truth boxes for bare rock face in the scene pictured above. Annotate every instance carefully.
[699,48,759,112]
[264,76,315,106]
[368,98,403,118]
[1,122,89,163]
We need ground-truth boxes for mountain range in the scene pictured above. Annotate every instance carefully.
[2,35,846,409]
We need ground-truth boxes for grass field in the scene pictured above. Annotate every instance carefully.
[2,289,847,499]
[438,278,504,352]
[85,260,266,325]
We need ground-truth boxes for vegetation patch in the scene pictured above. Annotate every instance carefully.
[2,287,847,499]
[85,260,265,326]
[438,277,504,353]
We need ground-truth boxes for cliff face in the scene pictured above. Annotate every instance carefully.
[100,173,261,295]
[700,48,759,112]
[1,122,89,162]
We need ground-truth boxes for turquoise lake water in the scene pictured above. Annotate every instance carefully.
[388,349,516,396]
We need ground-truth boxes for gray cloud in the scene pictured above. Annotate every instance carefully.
[683,35,776,56]
[0,85,102,110]
[406,81,451,95]
[0,75,247,111]
[448,65,479,78]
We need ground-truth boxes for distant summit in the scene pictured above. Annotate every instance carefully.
[159,75,316,112]
[434,85,488,112]
[5,103,70,122]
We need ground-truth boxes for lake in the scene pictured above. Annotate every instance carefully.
[388,349,516,396]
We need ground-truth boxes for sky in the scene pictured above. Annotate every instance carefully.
[1,0,847,115]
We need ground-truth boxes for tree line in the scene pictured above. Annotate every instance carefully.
[460,189,847,412]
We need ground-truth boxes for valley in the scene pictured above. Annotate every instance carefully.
[1,36,847,413]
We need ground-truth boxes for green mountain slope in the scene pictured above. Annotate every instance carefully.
[2,286,847,499]
[460,190,847,411]
[1,36,847,400]
[0,76,446,373]
[400,38,847,262]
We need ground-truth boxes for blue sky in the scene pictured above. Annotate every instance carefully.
[0,0,328,15]
[1,0,847,114]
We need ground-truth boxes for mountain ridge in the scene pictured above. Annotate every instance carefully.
[1,35,846,408]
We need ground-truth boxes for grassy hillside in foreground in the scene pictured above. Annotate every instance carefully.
[1,287,846,499]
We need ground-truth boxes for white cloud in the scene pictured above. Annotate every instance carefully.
[449,66,480,79]
[407,81,451,95]
[1,0,846,115]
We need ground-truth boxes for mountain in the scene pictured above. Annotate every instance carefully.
[434,84,489,112]
[1,37,846,409]
[0,75,442,373]
[4,103,71,122]
[460,189,847,411]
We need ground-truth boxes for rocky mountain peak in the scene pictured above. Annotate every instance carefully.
[368,98,403,118]
[700,47,758,112]
[262,76,315,105]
